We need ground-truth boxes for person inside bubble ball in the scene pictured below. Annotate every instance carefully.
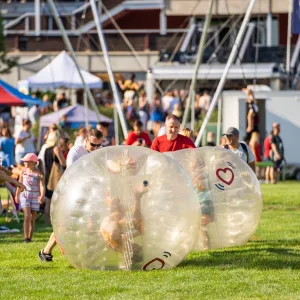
[106,148,140,175]
[100,181,149,262]
[191,159,214,250]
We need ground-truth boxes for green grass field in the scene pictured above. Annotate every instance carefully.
[1,182,300,299]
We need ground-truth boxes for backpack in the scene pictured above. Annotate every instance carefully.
[224,142,249,163]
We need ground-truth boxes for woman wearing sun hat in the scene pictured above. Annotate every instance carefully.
[15,153,45,243]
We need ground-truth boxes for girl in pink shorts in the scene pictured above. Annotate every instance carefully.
[16,153,45,243]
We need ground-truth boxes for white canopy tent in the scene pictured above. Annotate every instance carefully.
[26,51,103,89]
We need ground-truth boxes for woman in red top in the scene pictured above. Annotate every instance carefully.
[263,130,273,183]
[264,131,272,160]
[125,120,152,147]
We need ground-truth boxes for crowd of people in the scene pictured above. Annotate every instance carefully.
[0,77,285,257]
[239,88,285,184]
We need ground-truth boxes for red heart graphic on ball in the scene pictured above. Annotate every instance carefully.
[216,168,234,185]
[142,258,165,271]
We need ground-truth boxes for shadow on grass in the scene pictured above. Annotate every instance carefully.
[180,239,300,270]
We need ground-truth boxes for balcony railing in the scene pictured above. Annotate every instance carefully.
[3,0,164,36]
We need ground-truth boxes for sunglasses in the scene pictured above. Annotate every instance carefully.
[89,140,101,148]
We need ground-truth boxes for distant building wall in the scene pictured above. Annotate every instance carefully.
[166,0,288,16]
[2,51,160,87]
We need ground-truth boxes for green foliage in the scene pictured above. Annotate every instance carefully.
[98,105,114,119]
[98,105,126,142]
[0,14,18,74]
[195,108,219,133]
[34,90,56,102]
[1,182,300,299]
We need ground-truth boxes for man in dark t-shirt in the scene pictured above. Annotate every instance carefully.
[151,115,195,152]
[270,122,284,183]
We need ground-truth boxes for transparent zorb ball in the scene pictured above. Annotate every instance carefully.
[166,147,262,251]
[51,146,200,270]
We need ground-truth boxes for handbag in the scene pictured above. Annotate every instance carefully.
[47,161,64,191]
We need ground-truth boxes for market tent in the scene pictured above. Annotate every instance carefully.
[27,51,103,89]
[40,104,112,128]
[0,79,43,106]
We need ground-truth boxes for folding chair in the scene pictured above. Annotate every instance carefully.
[7,190,20,223]
[36,201,45,222]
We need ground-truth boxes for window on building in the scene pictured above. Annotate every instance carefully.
[49,16,68,30]
[18,37,28,50]
[252,23,266,47]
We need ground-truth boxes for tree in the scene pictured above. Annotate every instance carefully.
[0,13,17,74]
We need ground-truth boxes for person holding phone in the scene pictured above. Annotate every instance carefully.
[125,120,152,147]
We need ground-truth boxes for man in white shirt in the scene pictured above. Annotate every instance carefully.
[161,91,174,113]
[15,119,36,164]
[222,127,256,173]
[198,91,211,113]
[38,129,103,262]
[74,127,88,147]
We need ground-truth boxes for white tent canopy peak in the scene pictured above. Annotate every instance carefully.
[27,51,103,89]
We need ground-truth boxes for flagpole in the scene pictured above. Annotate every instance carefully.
[195,0,257,147]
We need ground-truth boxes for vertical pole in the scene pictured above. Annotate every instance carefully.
[195,0,257,147]
[216,97,222,145]
[266,0,272,47]
[286,0,293,75]
[266,13,272,47]
[160,11,167,36]
[35,0,41,36]
[181,0,214,128]
[146,70,155,104]
[90,0,128,138]
[114,104,119,145]
[83,91,89,129]
[190,90,195,132]
[47,0,102,121]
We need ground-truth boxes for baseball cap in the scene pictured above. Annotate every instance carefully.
[222,127,239,136]
[272,122,280,128]
[21,153,39,163]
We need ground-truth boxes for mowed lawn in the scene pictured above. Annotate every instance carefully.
[0,182,300,299]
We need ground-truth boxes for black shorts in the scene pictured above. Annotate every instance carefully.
[272,159,284,171]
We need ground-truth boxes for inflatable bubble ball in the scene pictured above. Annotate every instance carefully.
[167,147,262,251]
[51,146,200,271]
